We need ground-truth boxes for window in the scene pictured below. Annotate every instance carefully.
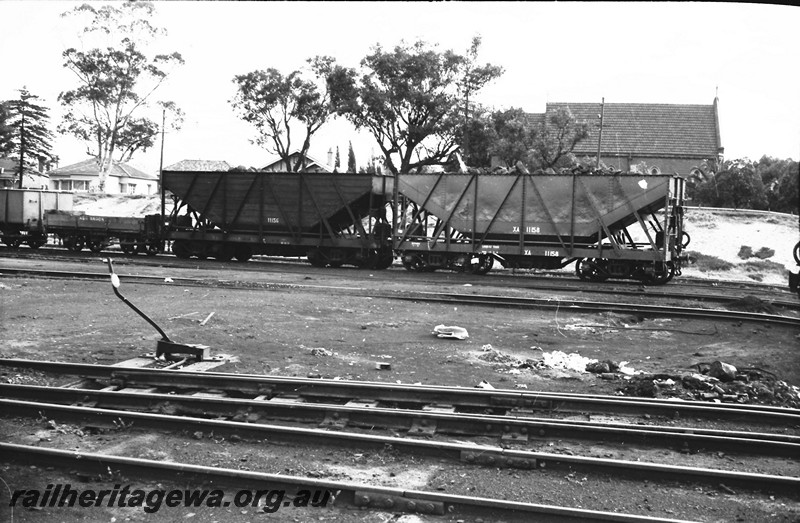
[649,167,661,175]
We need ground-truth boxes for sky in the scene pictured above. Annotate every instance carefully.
[1,1,798,175]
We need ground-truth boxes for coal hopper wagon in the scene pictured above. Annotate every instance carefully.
[393,171,688,284]
[160,170,395,269]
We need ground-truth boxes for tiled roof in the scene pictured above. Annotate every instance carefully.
[48,158,157,179]
[528,101,722,158]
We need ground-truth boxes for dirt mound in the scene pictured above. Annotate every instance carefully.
[73,193,161,217]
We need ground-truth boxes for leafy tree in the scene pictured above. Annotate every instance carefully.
[527,107,590,170]
[333,39,502,174]
[694,159,767,209]
[773,165,798,214]
[347,141,356,173]
[463,106,588,172]
[3,88,56,188]
[231,57,350,172]
[59,2,184,191]
[458,36,504,160]
[756,156,798,211]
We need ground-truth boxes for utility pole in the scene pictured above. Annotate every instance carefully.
[159,108,166,218]
[596,97,605,169]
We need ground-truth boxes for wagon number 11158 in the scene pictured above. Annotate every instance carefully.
[512,226,540,234]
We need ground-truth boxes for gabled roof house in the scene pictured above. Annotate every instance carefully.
[261,150,333,173]
[528,98,724,175]
[48,159,158,194]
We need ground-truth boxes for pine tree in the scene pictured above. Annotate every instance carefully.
[334,146,341,171]
[347,141,356,173]
[4,88,55,188]
[0,102,14,156]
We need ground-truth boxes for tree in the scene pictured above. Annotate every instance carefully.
[463,106,589,172]
[488,108,537,168]
[756,156,798,211]
[0,102,15,157]
[347,141,356,173]
[334,146,341,171]
[458,36,504,161]
[773,162,798,214]
[694,159,767,209]
[59,2,184,191]
[527,107,590,171]
[333,39,502,174]
[3,88,56,188]
[231,56,349,172]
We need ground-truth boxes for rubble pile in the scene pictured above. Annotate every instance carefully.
[612,360,800,408]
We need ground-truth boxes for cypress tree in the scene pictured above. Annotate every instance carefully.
[347,141,356,173]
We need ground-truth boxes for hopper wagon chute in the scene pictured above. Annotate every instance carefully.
[161,170,394,268]
[393,171,687,284]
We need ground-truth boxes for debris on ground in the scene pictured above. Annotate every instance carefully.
[475,380,494,389]
[727,295,777,314]
[308,347,333,357]
[541,350,598,373]
[432,325,469,340]
[616,360,800,408]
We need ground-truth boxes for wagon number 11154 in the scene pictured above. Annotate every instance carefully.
[512,226,540,234]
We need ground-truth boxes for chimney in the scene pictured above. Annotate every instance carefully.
[327,148,333,168]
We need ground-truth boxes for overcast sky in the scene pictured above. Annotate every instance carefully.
[1,1,798,174]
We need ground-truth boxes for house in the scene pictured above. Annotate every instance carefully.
[47,158,158,194]
[527,98,724,175]
[0,157,50,189]
[163,159,232,171]
[261,150,334,173]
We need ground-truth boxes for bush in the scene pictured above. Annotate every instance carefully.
[743,259,787,275]
[686,251,734,272]
[738,246,753,259]
[754,247,775,259]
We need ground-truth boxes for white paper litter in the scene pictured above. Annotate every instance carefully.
[432,325,469,340]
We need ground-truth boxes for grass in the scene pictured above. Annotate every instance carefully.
[686,251,734,272]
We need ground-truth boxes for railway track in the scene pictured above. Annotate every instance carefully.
[1,360,798,491]
[3,359,798,426]
[2,266,799,327]
[3,246,796,308]
[1,443,696,523]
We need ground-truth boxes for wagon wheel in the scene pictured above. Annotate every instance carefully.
[4,237,22,249]
[401,253,427,272]
[172,240,191,259]
[120,236,136,254]
[145,241,162,256]
[373,249,395,270]
[214,243,235,262]
[575,258,608,282]
[234,245,252,262]
[307,249,327,267]
[794,241,800,265]
[468,254,494,275]
[66,235,84,252]
[88,239,104,253]
[644,262,676,286]
[26,234,46,249]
